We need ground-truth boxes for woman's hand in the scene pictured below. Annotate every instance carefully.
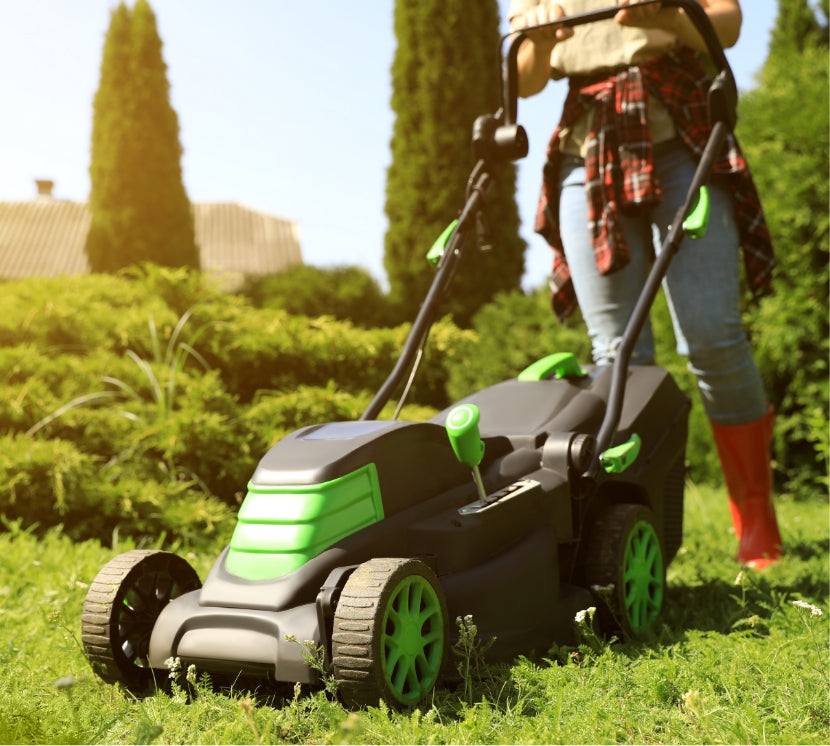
[615,0,673,30]
[614,0,742,50]
[511,1,574,47]
[510,2,574,97]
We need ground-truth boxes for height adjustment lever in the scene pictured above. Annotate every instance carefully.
[445,403,487,501]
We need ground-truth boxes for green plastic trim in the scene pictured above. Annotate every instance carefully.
[599,433,642,474]
[622,519,664,635]
[381,574,445,705]
[517,352,586,382]
[426,219,458,267]
[682,186,710,239]
[225,463,383,581]
[445,403,484,469]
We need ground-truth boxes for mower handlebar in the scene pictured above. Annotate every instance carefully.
[501,0,737,130]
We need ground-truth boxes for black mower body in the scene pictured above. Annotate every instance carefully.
[147,363,688,682]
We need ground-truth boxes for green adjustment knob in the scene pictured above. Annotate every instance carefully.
[445,403,484,469]
[599,433,642,474]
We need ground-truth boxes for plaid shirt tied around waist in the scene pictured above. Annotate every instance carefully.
[536,46,775,321]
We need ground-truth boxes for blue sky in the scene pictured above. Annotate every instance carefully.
[0,1,777,291]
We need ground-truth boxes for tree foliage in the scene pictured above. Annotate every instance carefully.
[768,0,829,53]
[737,0,829,493]
[384,0,526,326]
[85,0,198,273]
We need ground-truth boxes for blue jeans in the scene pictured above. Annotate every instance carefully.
[557,141,767,425]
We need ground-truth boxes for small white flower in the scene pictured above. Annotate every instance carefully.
[165,656,182,680]
[164,656,181,671]
[792,599,823,617]
[186,664,197,685]
[575,606,596,624]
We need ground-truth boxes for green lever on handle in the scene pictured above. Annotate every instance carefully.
[683,186,710,239]
[445,403,484,469]
[446,403,487,501]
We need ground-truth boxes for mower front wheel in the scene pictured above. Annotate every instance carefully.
[331,557,448,709]
[585,503,665,639]
[81,550,201,691]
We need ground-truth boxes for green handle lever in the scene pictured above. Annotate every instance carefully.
[599,433,642,474]
[446,403,488,502]
[683,186,710,239]
[426,219,458,267]
[445,403,484,468]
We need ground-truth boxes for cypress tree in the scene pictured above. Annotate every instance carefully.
[86,0,198,273]
[768,0,828,55]
[384,0,525,326]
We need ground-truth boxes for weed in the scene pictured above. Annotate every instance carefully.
[284,633,339,699]
[451,614,495,704]
[573,604,606,657]
[790,599,829,685]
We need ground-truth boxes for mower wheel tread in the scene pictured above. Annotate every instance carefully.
[81,549,201,690]
[584,503,665,639]
[331,557,447,708]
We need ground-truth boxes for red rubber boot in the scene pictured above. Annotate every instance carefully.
[710,405,783,569]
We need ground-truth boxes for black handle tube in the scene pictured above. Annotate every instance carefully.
[361,169,493,420]
[586,119,731,478]
[502,0,736,127]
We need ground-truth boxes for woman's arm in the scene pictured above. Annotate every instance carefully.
[615,0,742,51]
[509,2,573,98]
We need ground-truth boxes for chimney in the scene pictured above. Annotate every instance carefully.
[35,179,55,198]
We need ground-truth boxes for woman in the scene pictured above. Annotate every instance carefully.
[509,0,782,568]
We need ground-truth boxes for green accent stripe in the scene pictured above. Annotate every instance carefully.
[226,463,383,581]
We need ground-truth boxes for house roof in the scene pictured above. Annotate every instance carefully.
[0,198,92,279]
[0,183,302,285]
[194,202,302,277]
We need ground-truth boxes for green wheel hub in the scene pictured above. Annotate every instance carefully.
[332,558,448,708]
[380,575,445,705]
[622,520,664,635]
[585,504,665,639]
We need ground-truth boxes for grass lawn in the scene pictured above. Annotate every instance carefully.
[1,483,827,744]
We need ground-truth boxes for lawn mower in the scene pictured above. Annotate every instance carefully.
[81,0,736,709]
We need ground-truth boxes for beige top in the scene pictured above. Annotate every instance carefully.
[509,0,679,154]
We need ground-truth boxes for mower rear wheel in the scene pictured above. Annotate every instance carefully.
[331,557,447,708]
[585,504,665,639]
[81,550,201,690]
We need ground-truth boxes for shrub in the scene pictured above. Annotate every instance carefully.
[241,264,399,328]
[0,275,171,352]
[445,287,591,401]
[0,433,236,544]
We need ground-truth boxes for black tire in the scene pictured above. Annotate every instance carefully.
[331,558,448,709]
[584,504,665,639]
[81,550,201,690]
